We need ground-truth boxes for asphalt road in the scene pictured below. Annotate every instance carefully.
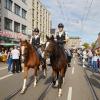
[0,57,99,100]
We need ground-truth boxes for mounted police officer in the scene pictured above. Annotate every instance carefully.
[55,23,72,67]
[30,28,43,64]
[30,28,40,50]
[55,23,67,47]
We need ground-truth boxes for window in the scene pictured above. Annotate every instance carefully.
[5,0,12,11]
[22,25,26,34]
[14,21,20,33]
[14,4,20,16]
[22,9,27,19]
[4,17,12,31]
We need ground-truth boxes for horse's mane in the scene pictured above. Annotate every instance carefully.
[51,40,65,58]
[27,42,36,53]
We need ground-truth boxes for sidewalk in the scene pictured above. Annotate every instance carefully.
[0,62,7,67]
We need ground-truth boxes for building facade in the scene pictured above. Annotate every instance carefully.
[0,0,51,44]
[0,0,29,42]
[31,0,51,43]
[67,37,81,49]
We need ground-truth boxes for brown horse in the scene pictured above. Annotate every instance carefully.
[20,40,46,94]
[44,35,68,97]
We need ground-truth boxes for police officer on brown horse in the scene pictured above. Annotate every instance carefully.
[55,23,72,67]
[30,28,44,64]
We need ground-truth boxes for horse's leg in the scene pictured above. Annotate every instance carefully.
[58,68,65,97]
[20,67,28,94]
[33,67,38,87]
[63,65,67,83]
[52,70,57,86]
[55,71,59,87]
[42,59,47,78]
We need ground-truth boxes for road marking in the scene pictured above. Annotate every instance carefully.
[0,74,13,81]
[67,87,72,100]
[72,67,75,75]
[0,67,7,71]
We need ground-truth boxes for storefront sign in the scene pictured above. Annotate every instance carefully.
[0,31,28,40]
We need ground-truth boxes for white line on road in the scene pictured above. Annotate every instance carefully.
[72,67,75,75]
[0,67,7,71]
[0,74,13,81]
[67,87,72,100]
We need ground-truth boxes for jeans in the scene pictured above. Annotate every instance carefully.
[7,58,13,71]
[12,59,19,73]
[88,57,92,67]
[92,61,98,71]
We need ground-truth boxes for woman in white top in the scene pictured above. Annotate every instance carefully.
[92,52,99,72]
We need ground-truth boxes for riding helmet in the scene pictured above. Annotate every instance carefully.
[58,23,64,28]
[34,28,39,33]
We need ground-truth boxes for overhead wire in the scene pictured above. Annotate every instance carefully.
[80,0,94,33]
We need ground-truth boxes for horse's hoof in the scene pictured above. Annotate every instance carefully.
[58,89,62,97]
[33,83,37,87]
[20,90,25,94]
[58,93,62,97]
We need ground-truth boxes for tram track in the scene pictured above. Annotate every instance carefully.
[83,68,99,100]
[4,70,53,100]
[4,75,55,100]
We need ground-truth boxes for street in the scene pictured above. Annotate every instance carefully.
[0,57,100,100]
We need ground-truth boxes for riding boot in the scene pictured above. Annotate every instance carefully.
[39,55,44,65]
[68,63,71,67]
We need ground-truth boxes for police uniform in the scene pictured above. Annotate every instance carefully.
[31,35,40,50]
[55,31,66,48]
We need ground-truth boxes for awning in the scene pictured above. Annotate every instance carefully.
[0,43,19,46]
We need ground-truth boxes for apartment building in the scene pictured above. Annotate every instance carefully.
[0,0,29,43]
[31,0,51,43]
[67,37,81,49]
[0,0,51,44]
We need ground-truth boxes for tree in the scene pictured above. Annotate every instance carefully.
[82,43,90,49]
[91,42,96,49]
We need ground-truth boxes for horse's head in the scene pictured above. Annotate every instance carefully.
[44,35,56,59]
[20,39,29,62]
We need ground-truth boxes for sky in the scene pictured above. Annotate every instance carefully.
[41,0,100,44]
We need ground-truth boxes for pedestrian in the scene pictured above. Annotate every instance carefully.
[7,48,13,72]
[18,47,22,72]
[92,52,99,73]
[97,53,100,68]
[11,46,20,73]
[87,49,93,67]
[82,49,87,67]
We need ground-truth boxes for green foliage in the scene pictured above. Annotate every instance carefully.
[91,42,96,49]
[82,43,90,49]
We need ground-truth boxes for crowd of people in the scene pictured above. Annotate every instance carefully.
[7,46,22,73]
[0,46,22,73]
[78,48,100,73]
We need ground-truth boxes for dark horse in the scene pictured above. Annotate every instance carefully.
[20,40,46,94]
[44,35,68,97]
